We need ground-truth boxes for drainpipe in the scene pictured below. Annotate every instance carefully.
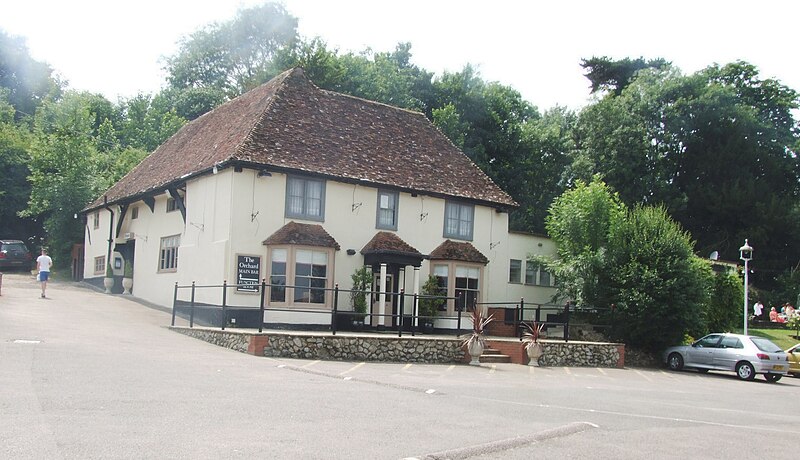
[104,195,115,273]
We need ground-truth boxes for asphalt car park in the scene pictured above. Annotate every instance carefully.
[2,272,798,459]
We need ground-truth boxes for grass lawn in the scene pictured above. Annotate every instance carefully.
[747,328,800,350]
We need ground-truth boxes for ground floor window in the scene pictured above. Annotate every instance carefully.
[94,256,106,275]
[430,262,483,314]
[267,246,333,307]
[159,235,180,272]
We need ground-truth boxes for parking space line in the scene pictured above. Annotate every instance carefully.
[300,360,320,369]
[402,363,412,371]
[338,362,365,376]
[634,369,653,382]
[597,368,607,376]
[446,365,455,372]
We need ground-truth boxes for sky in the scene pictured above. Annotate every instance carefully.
[2,0,799,111]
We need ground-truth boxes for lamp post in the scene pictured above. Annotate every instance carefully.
[739,239,753,335]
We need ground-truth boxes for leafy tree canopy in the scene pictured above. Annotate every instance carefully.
[581,55,670,95]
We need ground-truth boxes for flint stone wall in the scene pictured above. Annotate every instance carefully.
[170,327,624,367]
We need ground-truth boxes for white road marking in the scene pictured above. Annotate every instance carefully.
[300,360,320,369]
[403,363,412,371]
[634,369,653,382]
[339,362,365,376]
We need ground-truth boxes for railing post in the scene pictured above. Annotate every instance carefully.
[189,281,196,328]
[398,289,405,338]
[456,293,462,336]
[259,278,266,333]
[564,302,571,342]
[221,280,227,331]
[518,297,524,340]
[171,281,178,326]
[332,284,339,335]
[535,304,541,324]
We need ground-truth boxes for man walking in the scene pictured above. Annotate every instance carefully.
[753,300,764,321]
[36,248,52,298]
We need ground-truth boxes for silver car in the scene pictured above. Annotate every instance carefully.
[663,333,789,382]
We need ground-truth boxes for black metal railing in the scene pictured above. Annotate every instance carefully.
[170,279,611,340]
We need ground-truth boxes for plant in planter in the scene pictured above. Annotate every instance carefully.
[418,275,444,332]
[461,308,493,365]
[350,266,372,328]
[522,321,545,366]
[103,263,115,294]
[122,260,134,294]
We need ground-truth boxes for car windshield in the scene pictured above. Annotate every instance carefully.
[750,337,782,353]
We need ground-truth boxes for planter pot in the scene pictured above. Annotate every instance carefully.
[467,340,484,366]
[526,342,544,367]
[103,277,114,294]
[122,277,133,295]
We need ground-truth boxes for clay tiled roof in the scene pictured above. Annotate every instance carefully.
[361,232,423,257]
[86,67,516,210]
[429,240,488,264]
[262,222,340,250]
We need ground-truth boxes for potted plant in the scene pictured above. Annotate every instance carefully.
[103,263,115,294]
[522,321,545,366]
[350,266,371,329]
[418,275,444,333]
[462,308,493,365]
[122,260,134,294]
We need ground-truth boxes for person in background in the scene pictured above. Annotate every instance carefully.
[753,300,764,320]
[36,248,52,298]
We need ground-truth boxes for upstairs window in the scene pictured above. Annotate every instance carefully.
[443,202,474,240]
[286,176,325,221]
[509,259,522,283]
[376,190,398,230]
[166,197,178,213]
[131,206,139,220]
[525,261,537,285]
[93,212,100,229]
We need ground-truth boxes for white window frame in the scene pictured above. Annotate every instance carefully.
[158,235,180,273]
[266,245,334,308]
[94,256,106,275]
[443,201,474,241]
[525,261,537,285]
[432,261,483,314]
[93,211,100,229]
[285,176,326,222]
[376,190,399,230]
[509,259,522,284]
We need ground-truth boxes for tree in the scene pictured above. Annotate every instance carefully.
[573,61,800,289]
[164,3,299,97]
[541,177,625,307]
[22,92,106,264]
[541,178,713,353]
[581,56,670,95]
[0,30,62,120]
[605,205,712,353]
[0,92,39,240]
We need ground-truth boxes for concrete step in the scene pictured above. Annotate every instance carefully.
[480,348,511,363]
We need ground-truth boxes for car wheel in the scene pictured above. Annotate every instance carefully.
[764,374,782,383]
[667,353,684,371]
[736,362,756,381]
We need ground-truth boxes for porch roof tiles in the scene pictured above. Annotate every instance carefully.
[428,240,488,265]
[262,221,340,250]
[360,232,424,257]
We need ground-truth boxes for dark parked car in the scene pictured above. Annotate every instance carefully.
[0,239,33,271]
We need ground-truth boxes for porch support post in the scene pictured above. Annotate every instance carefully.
[412,266,420,327]
[379,263,387,327]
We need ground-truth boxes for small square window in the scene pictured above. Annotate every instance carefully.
[131,206,139,220]
[166,197,178,213]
